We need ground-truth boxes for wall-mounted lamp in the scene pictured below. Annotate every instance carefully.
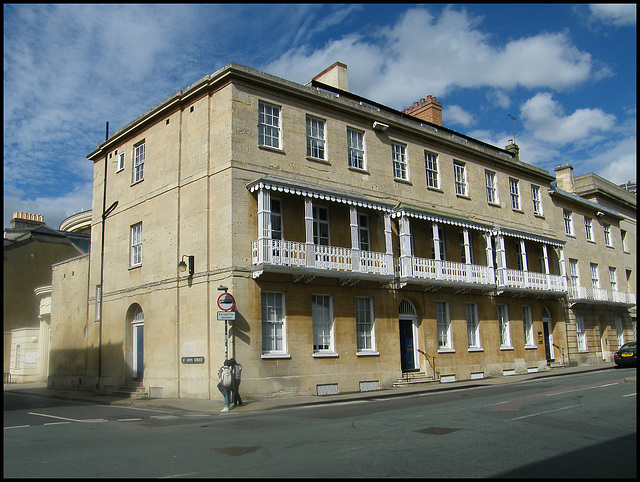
[373,121,389,132]
[178,255,194,275]
[596,211,605,217]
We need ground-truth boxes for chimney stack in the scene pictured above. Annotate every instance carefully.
[403,95,443,126]
[311,62,349,91]
[10,212,45,229]
[555,164,575,193]
[505,139,520,159]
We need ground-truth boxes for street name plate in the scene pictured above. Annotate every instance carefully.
[217,311,236,321]
[181,356,205,364]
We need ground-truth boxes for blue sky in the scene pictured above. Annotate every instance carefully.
[4,4,636,229]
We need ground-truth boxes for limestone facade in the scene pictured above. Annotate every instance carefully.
[47,62,635,399]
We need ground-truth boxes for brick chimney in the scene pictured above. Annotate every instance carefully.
[403,95,443,126]
[10,212,45,229]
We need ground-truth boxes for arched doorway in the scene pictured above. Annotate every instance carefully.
[399,300,419,371]
[542,307,554,364]
[131,306,144,380]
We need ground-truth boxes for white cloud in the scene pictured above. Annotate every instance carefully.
[590,4,636,26]
[264,6,597,110]
[445,105,475,127]
[583,136,637,184]
[519,93,616,145]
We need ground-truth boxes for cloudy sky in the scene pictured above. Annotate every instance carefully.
[4,4,636,229]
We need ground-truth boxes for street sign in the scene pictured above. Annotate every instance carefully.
[181,356,205,364]
[217,311,236,321]
[217,292,236,311]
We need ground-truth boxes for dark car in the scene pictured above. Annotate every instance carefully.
[613,341,636,367]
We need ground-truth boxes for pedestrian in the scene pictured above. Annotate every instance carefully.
[217,359,233,412]
[227,358,243,407]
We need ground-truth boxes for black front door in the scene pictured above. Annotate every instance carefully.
[399,319,415,370]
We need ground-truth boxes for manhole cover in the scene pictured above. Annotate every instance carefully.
[211,446,260,456]
[416,427,460,435]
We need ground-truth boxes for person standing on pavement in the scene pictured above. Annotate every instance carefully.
[227,358,243,407]
[217,359,233,412]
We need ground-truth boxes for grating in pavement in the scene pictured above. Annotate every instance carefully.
[415,427,460,435]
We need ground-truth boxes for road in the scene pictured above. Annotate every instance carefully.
[4,368,636,478]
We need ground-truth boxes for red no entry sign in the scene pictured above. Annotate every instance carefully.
[217,292,236,311]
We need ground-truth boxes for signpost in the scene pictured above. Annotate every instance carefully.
[217,291,236,360]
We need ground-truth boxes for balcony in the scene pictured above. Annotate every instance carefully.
[398,256,495,291]
[497,268,567,296]
[568,286,636,306]
[251,239,394,283]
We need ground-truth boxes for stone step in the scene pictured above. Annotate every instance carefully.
[113,382,148,399]
[392,372,438,388]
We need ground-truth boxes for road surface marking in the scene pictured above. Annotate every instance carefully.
[545,382,618,397]
[511,404,580,421]
[28,412,106,423]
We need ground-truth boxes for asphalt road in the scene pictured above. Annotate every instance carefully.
[4,368,636,478]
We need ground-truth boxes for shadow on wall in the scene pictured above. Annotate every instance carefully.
[47,342,124,390]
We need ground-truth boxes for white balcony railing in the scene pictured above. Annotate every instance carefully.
[497,268,567,293]
[568,286,636,305]
[252,239,393,277]
[401,256,495,286]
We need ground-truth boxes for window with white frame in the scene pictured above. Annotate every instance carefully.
[522,305,534,346]
[306,116,325,160]
[271,199,282,240]
[590,263,599,289]
[312,206,330,246]
[130,222,142,267]
[459,232,474,264]
[425,151,439,189]
[569,258,579,287]
[358,213,370,251]
[516,241,525,271]
[615,316,624,348]
[431,226,446,260]
[531,185,542,215]
[261,292,286,354]
[258,101,281,149]
[584,217,594,242]
[312,295,334,353]
[355,297,375,352]
[454,161,467,196]
[603,223,612,247]
[347,127,365,169]
[609,267,617,291]
[132,141,145,183]
[576,314,587,351]
[392,142,408,180]
[563,209,573,235]
[621,230,627,251]
[498,305,511,347]
[436,301,452,349]
[485,170,498,204]
[509,178,521,210]
[466,303,480,348]
[117,152,125,172]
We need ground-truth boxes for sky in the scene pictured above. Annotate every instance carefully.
[4,4,636,230]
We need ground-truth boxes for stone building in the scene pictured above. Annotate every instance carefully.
[46,62,635,400]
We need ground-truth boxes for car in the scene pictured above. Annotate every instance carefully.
[613,341,636,367]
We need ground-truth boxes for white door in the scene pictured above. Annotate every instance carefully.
[132,307,144,379]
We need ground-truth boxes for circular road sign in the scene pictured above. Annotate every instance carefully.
[217,292,236,311]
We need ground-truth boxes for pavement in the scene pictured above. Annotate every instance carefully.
[4,363,635,415]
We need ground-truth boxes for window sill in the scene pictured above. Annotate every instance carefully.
[487,201,501,207]
[533,213,544,219]
[587,239,596,244]
[313,352,338,358]
[456,194,471,200]
[130,179,144,187]
[512,208,524,213]
[307,156,330,165]
[437,348,455,354]
[258,145,285,155]
[427,186,443,193]
[129,264,141,271]
[261,353,291,359]
[348,166,369,175]
[468,347,484,352]
[393,177,412,185]
[500,346,514,351]
[356,351,379,357]
[524,345,538,350]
